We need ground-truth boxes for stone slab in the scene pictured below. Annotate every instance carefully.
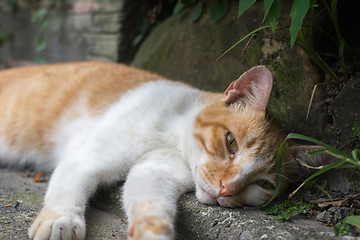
[0,168,350,240]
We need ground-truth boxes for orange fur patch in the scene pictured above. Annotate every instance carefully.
[130,200,172,239]
[0,62,163,155]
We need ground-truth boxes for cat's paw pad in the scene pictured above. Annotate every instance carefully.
[128,216,174,240]
[28,207,85,240]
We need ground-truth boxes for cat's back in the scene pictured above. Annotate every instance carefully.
[0,61,162,110]
[0,62,162,168]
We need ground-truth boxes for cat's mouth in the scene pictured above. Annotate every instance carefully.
[196,185,218,205]
[197,185,240,207]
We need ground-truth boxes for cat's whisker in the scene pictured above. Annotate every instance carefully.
[274,173,291,182]
[263,129,287,139]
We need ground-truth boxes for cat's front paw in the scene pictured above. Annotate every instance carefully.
[28,207,85,240]
[128,216,174,240]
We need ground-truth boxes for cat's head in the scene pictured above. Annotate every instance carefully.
[190,66,334,207]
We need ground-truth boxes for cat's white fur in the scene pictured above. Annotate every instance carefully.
[27,80,206,239]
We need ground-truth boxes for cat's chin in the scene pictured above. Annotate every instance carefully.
[195,185,218,205]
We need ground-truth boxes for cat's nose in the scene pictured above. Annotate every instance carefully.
[219,180,233,197]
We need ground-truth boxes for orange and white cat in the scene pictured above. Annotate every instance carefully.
[0,62,330,240]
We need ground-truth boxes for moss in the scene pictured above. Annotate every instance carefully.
[266,49,309,133]
[262,199,315,221]
[145,40,169,73]
[244,38,264,67]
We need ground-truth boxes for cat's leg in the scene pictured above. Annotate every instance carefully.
[123,152,192,240]
[28,151,116,240]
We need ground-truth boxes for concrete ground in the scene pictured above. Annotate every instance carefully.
[0,168,355,240]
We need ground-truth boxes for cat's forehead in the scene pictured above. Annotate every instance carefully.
[195,101,267,136]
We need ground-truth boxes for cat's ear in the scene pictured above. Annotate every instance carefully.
[225,65,273,111]
[285,145,339,183]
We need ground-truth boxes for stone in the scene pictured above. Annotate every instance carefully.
[133,0,327,137]
[85,33,120,60]
[72,0,124,13]
[331,78,360,134]
[91,12,121,33]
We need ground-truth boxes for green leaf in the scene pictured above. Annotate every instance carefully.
[334,219,352,236]
[268,0,281,32]
[132,34,144,46]
[35,39,47,53]
[217,25,271,61]
[285,133,346,156]
[40,20,49,32]
[345,215,360,228]
[238,0,256,18]
[263,0,275,23]
[0,32,10,46]
[36,58,46,64]
[262,132,285,207]
[173,1,185,17]
[31,8,48,23]
[191,1,203,23]
[289,0,310,48]
[210,0,229,22]
[138,18,151,33]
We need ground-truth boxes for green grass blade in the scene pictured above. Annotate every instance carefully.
[216,25,271,61]
[322,150,351,161]
[289,0,310,48]
[261,139,286,207]
[285,133,348,157]
[262,132,354,206]
[351,149,360,161]
[238,0,257,18]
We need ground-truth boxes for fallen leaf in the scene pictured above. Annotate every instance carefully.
[33,172,46,182]
[313,193,360,208]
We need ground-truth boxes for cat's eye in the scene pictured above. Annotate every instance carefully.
[226,132,237,155]
[256,180,274,190]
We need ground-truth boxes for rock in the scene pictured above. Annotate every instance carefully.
[132,0,327,137]
[316,207,350,225]
[240,230,253,240]
[327,78,360,150]
[0,168,341,240]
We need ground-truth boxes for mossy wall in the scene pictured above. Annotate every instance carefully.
[133,1,327,138]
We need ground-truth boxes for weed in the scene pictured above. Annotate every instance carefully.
[264,133,360,235]
[334,218,353,236]
[220,0,347,82]
[262,199,314,221]
[352,125,360,141]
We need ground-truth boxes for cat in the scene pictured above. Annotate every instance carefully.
[0,61,331,240]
